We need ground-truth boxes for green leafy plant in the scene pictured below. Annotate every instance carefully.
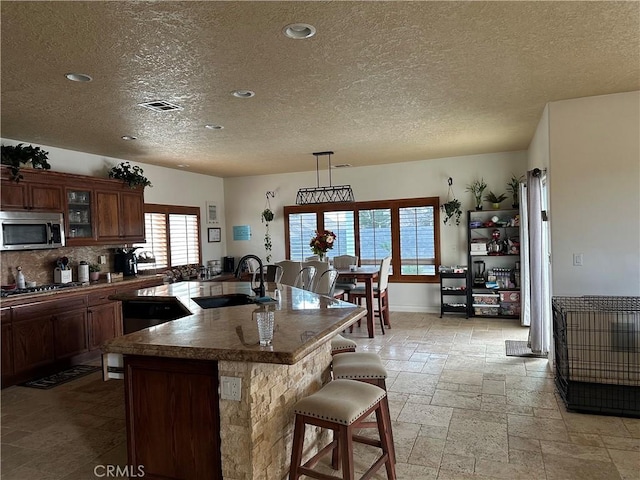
[1,143,51,182]
[465,178,487,209]
[108,162,152,188]
[261,208,274,263]
[484,191,508,205]
[441,199,462,225]
[507,174,524,207]
[89,264,101,272]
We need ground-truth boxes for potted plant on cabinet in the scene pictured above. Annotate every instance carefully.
[466,178,487,210]
[507,174,524,208]
[108,162,152,188]
[89,264,101,281]
[484,191,508,209]
[1,143,51,182]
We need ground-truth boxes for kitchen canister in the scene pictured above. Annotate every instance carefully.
[78,261,90,283]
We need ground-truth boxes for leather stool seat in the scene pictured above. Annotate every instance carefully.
[330,334,357,355]
[289,379,396,480]
[331,352,396,466]
[332,352,386,379]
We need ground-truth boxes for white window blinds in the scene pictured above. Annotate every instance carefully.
[169,214,199,266]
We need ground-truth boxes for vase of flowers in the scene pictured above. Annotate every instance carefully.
[309,229,336,261]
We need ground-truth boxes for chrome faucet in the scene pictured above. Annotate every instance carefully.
[234,255,265,298]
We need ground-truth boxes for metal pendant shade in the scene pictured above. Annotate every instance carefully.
[295,151,355,205]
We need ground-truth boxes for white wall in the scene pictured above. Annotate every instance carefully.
[547,92,640,295]
[224,151,527,311]
[1,138,226,265]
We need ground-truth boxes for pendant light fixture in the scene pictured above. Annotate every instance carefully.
[295,151,355,205]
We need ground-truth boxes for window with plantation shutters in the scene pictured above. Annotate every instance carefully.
[284,197,440,283]
[169,214,199,266]
[134,204,201,270]
[398,205,436,275]
[134,213,168,271]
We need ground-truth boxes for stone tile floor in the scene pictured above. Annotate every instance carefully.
[1,311,638,479]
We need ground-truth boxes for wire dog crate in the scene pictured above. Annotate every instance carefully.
[553,296,640,417]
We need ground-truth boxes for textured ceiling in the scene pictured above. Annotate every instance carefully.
[1,1,638,178]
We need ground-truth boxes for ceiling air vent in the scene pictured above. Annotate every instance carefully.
[138,100,184,112]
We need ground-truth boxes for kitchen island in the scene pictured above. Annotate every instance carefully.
[104,281,366,480]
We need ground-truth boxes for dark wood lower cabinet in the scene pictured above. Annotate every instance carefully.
[12,316,55,372]
[124,356,222,480]
[53,309,88,359]
[88,302,120,351]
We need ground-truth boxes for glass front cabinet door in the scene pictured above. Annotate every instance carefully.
[66,189,94,243]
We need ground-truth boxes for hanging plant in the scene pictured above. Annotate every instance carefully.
[262,192,275,263]
[441,177,462,226]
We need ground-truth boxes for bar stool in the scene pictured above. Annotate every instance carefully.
[331,352,396,465]
[330,334,357,355]
[289,379,396,480]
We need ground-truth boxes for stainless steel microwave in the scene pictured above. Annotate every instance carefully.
[0,211,65,251]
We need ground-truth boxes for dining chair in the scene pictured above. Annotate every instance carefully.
[332,254,359,300]
[311,268,340,298]
[253,264,283,284]
[294,265,316,290]
[275,260,303,286]
[349,256,392,334]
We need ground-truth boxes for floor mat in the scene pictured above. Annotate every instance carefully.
[20,365,102,389]
[505,340,548,358]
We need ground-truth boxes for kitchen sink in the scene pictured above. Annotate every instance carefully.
[122,299,192,334]
[192,293,257,309]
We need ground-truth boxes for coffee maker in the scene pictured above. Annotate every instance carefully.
[114,247,140,276]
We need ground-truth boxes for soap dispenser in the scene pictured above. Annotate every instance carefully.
[16,266,25,289]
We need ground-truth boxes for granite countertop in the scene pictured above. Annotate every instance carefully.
[0,274,164,307]
[103,281,366,365]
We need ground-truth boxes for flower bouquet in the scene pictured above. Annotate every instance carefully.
[310,229,336,258]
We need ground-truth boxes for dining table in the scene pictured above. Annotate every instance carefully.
[336,265,380,338]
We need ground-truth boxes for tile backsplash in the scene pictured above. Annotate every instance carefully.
[1,246,120,286]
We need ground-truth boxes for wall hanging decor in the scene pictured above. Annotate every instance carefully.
[262,191,275,262]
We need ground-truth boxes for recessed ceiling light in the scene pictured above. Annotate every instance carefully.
[65,72,92,82]
[121,135,137,141]
[177,164,190,168]
[205,124,224,130]
[231,90,255,98]
[283,23,316,39]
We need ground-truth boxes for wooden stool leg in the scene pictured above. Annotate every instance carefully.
[289,415,306,480]
[376,404,397,480]
[331,428,340,470]
[340,424,355,480]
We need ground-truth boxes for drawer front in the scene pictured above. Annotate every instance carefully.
[14,295,88,320]
[88,288,117,306]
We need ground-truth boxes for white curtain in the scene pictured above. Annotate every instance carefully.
[519,183,530,327]
[523,171,550,354]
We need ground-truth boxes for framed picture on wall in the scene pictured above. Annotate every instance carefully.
[206,202,218,224]
[208,227,221,243]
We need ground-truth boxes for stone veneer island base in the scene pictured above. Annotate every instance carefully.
[105,281,365,480]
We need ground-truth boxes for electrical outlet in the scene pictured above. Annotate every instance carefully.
[99,255,107,265]
[220,376,242,401]
[573,253,583,266]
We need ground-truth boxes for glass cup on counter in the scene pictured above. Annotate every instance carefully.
[254,309,274,346]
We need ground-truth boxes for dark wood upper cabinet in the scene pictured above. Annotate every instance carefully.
[0,177,63,212]
[95,188,145,243]
[1,166,146,245]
